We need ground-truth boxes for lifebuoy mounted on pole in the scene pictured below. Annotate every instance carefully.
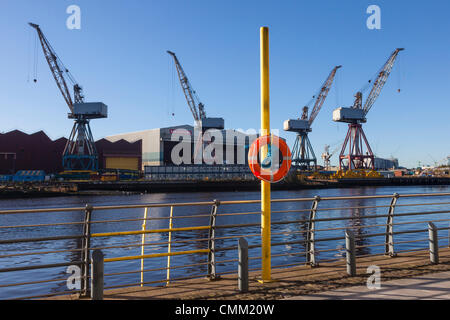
[248,135,292,183]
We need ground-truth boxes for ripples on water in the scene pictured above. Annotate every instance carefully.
[0,185,449,299]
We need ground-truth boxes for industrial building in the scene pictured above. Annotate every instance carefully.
[0,130,142,175]
[106,125,258,170]
[374,157,399,170]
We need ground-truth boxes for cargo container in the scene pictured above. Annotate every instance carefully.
[13,170,46,182]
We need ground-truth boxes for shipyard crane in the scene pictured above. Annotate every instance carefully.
[321,143,342,171]
[167,51,224,131]
[29,23,107,171]
[284,65,341,171]
[333,48,404,171]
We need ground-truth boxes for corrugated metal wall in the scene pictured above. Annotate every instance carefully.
[0,131,142,174]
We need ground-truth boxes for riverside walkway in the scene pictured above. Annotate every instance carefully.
[49,248,450,300]
[288,271,450,300]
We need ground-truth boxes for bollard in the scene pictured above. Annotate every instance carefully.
[238,237,249,293]
[345,229,356,276]
[428,222,439,264]
[91,249,104,300]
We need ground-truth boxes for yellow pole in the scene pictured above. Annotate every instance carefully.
[166,206,174,286]
[260,26,271,281]
[141,207,148,287]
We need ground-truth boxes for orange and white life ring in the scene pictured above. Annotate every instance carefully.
[248,135,292,183]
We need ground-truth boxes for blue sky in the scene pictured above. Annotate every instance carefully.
[0,0,449,168]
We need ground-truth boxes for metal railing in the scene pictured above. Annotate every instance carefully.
[0,192,450,299]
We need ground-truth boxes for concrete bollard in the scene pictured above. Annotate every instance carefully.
[428,222,439,265]
[345,229,356,276]
[91,249,104,300]
[238,237,249,293]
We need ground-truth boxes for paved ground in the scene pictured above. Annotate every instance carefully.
[48,248,450,300]
[287,271,450,300]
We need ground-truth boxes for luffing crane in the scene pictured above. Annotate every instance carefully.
[167,51,224,131]
[321,143,342,171]
[29,23,107,171]
[333,48,404,171]
[284,66,341,171]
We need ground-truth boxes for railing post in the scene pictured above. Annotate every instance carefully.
[91,249,104,300]
[345,229,356,276]
[238,237,249,293]
[166,206,174,286]
[428,222,439,264]
[207,199,220,280]
[385,193,399,257]
[141,207,149,287]
[81,204,93,297]
[306,196,320,267]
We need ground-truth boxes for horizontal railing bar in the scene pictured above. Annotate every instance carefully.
[0,221,85,229]
[92,213,213,224]
[104,273,208,290]
[0,234,84,245]
[315,257,342,264]
[0,192,448,216]
[393,210,450,218]
[355,242,387,249]
[92,226,211,238]
[0,247,83,259]
[395,201,450,207]
[393,238,429,245]
[215,258,239,264]
[91,236,211,252]
[271,251,307,257]
[104,249,210,262]
[0,276,71,288]
[314,247,344,254]
[0,261,83,273]
[105,261,209,277]
[391,248,430,254]
[215,233,261,240]
[3,211,449,238]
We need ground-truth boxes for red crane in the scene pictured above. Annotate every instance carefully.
[333,48,404,171]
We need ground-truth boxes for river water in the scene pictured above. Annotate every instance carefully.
[0,184,449,299]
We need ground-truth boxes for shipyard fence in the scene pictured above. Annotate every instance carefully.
[0,192,450,299]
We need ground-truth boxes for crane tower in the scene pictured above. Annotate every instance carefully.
[284,66,341,171]
[29,23,107,171]
[333,48,404,171]
[167,51,224,131]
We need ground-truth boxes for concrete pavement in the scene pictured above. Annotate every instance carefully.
[287,271,450,300]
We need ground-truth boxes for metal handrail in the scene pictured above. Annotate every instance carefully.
[1,191,449,300]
